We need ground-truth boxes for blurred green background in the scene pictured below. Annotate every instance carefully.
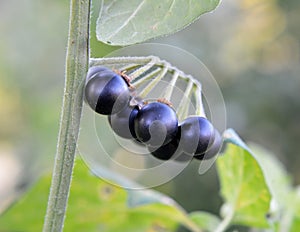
[0,0,299,220]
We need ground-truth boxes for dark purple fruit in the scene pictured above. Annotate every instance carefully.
[179,116,215,155]
[148,129,192,162]
[134,102,178,147]
[194,129,222,160]
[108,104,139,139]
[86,66,110,82]
[148,136,179,160]
[85,70,130,115]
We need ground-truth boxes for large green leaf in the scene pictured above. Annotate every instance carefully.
[0,175,49,231]
[245,144,299,231]
[249,143,292,214]
[96,0,220,46]
[291,220,300,232]
[216,129,272,228]
[66,159,201,232]
[0,158,200,232]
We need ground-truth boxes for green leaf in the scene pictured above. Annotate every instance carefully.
[189,211,221,232]
[66,160,201,232]
[291,215,300,232]
[216,129,272,228]
[246,145,300,231]
[0,158,200,232]
[96,0,220,46]
[127,203,201,232]
[291,220,300,232]
[0,176,49,231]
[248,143,292,212]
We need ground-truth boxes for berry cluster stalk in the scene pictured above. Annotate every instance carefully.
[43,0,91,231]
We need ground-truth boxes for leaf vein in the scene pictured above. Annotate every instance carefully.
[106,0,146,40]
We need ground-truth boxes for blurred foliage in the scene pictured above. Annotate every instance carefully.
[0,0,300,230]
[0,158,200,232]
[189,211,221,231]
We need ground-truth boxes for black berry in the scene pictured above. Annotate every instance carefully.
[179,116,215,155]
[85,69,130,115]
[108,104,139,139]
[86,66,110,82]
[149,129,192,161]
[148,135,179,160]
[134,102,178,147]
[194,129,222,160]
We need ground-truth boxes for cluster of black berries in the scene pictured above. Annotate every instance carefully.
[84,66,222,161]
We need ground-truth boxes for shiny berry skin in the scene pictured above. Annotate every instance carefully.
[134,102,178,147]
[108,104,139,139]
[85,70,130,115]
[179,116,215,155]
[174,152,193,162]
[149,130,192,161]
[148,135,179,160]
[194,129,222,160]
[86,66,110,82]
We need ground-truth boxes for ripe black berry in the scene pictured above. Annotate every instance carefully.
[134,102,178,147]
[194,129,222,160]
[148,135,179,160]
[179,116,215,155]
[86,66,110,82]
[149,130,192,161]
[85,69,130,115]
[108,104,139,139]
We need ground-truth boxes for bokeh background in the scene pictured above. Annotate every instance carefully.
[0,0,299,223]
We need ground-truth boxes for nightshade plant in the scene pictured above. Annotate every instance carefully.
[0,1,300,232]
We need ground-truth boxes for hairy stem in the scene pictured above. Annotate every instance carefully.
[162,71,179,101]
[139,67,168,98]
[177,80,194,121]
[43,0,91,231]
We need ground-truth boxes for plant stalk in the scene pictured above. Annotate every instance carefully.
[215,208,234,232]
[43,0,91,231]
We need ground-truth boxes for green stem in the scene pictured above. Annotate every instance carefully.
[43,0,91,231]
[215,208,234,232]
[131,67,162,87]
[139,67,168,98]
[194,85,206,118]
[177,80,194,121]
[162,71,179,101]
